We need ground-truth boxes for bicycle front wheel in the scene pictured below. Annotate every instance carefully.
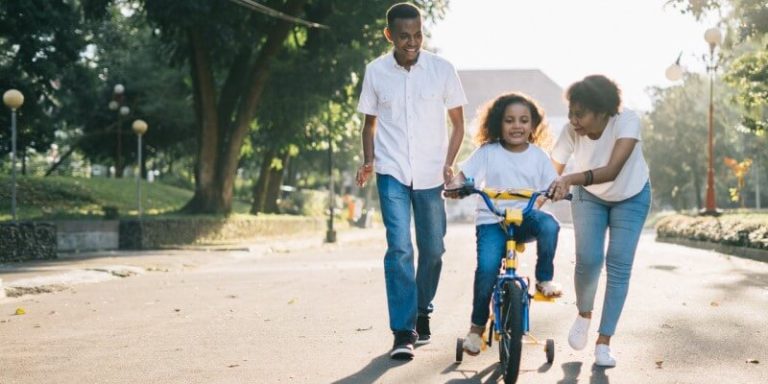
[499,280,524,384]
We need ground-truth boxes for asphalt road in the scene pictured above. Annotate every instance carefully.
[1,224,766,383]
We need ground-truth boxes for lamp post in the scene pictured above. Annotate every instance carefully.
[702,27,722,215]
[3,89,24,223]
[326,124,336,243]
[109,84,130,178]
[132,119,148,218]
[665,28,722,215]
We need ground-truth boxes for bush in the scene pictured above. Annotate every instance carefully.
[656,213,768,250]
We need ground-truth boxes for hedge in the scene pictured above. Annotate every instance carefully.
[655,214,768,250]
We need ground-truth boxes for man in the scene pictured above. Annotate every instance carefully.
[355,2,466,360]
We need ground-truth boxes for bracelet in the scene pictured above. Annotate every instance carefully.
[583,170,594,186]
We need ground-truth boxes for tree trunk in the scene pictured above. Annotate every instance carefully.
[183,0,307,215]
[250,149,276,214]
[181,28,222,214]
[263,153,289,214]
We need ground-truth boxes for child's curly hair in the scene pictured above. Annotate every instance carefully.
[474,92,551,149]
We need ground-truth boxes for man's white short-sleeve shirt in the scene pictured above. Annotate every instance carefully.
[357,50,467,190]
[550,109,649,201]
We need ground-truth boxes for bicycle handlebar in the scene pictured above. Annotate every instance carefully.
[443,177,572,219]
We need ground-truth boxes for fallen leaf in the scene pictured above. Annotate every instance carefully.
[14,308,25,315]
[174,308,181,312]
[288,298,296,304]
[710,301,719,307]
[655,361,664,369]
[746,359,759,364]
[228,364,239,368]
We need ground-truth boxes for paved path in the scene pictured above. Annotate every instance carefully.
[1,224,766,383]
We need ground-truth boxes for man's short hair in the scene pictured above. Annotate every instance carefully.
[386,2,421,29]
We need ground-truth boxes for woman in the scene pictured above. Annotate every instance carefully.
[549,74,651,367]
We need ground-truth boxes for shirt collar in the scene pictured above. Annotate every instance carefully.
[388,50,425,71]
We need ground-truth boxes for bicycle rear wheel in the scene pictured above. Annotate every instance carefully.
[499,280,524,384]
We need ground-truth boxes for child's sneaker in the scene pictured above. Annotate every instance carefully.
[535,281,563,297]
[463,331,483,356]
[594,344,617,367]
[568,315,590,350]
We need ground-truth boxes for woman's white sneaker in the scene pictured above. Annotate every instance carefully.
[594,344,617,367]
[568,315,590,350]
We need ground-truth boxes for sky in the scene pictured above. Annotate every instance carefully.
[426,0,722,112]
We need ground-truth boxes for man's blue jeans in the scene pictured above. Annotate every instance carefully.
[471,210,560,327]
[376,174,446,333]
[571,182,651,336]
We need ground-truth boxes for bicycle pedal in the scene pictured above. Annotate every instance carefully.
[532,291,558,302]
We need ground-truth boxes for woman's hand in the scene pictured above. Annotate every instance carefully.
[548,176,572,201]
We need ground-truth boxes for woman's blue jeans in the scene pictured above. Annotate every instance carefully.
[376,174,446,333]
[571,182,651,336]
[471,210,560,327]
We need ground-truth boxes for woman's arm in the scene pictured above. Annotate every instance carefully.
[549,138,638,200]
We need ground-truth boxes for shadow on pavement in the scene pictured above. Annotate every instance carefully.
[590,364,611,384]
[556,361,582,384]
[442,361,501,383]
[331,353,410,384]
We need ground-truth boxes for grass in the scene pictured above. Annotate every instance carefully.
[0,176,251,221]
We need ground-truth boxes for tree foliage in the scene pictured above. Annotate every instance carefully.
[0,1,86,162]
[667,0,768,133]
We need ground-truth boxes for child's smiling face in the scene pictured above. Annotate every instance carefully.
[500,103,533,151]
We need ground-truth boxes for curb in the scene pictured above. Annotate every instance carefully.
[656,236,768,263]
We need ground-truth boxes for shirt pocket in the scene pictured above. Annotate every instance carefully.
[420,87,443,116]
[378,91,399,121]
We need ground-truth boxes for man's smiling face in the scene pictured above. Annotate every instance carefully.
[385,17,422,67]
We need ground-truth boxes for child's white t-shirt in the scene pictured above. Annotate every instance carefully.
[460,143,558,225]
[550,109,649,202]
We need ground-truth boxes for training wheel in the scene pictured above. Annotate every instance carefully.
[455,338,464,363]
[545,338,555,363]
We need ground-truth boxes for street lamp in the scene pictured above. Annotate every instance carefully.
[326,124,336,243]
[132,119,148,218]
[109,84,130,178]
[665,27,722,215]
[3,89,24,223]
[702,27,722,215]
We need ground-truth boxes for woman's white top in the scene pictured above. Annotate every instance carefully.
[550,109,649,202]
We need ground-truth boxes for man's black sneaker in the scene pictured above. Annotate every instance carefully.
[415,315,431,345]
[390,331,416,360]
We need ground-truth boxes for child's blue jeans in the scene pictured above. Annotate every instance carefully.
[471,209,560,327]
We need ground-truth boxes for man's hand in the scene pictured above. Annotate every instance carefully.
[356,163,374,187]
[443,165,455,185]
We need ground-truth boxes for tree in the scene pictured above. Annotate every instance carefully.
[646,74,745,211]
[247,1,448,214]
[667,0,768,133]
[0,1,86,171]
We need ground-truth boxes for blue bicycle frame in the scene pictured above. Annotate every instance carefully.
[446,177,570,338]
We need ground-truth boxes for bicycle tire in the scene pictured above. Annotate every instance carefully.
[499,280,524,384]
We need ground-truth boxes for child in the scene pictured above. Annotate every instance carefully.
[446,92,562,355]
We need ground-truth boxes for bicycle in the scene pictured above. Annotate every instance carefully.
[445,178,571,384]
